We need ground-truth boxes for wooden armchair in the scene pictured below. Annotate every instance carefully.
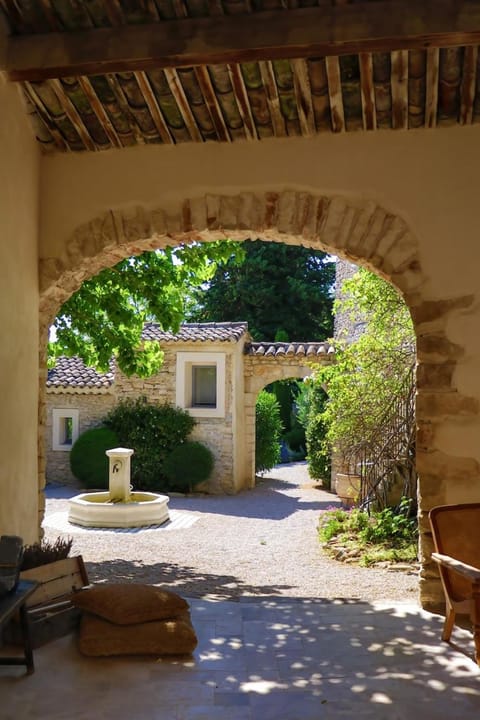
[429,503,480,665]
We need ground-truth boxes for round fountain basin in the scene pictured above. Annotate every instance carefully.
[68,491,170,528]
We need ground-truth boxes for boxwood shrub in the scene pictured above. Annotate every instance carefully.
[70,426,119,489]
[103,396,196,491]
[163,441,214,493]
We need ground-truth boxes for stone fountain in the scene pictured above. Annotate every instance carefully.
[68,447,170,528]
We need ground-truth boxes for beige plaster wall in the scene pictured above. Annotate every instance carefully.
[0,77,39,542]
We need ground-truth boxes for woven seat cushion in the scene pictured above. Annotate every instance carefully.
[71,583,189,625]
[78,612,198,657]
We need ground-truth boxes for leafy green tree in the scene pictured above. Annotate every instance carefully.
[49,241,242,377]
[189,240,335,341]
[306,268,415,469]
[255,391,283,473]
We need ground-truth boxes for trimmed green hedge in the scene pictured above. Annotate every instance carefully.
[70,427,119,489]
[103,397,196,491]
[163,441,214,493]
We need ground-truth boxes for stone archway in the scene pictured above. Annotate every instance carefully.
[39,190,478,610]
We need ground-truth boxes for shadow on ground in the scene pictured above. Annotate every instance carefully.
[84,558,298,600]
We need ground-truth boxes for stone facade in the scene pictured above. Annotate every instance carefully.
[46,391,116,485]
[46,326,332,494]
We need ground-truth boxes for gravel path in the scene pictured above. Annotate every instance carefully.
[43,462,418,603]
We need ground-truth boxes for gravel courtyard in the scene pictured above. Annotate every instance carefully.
[43,462,419,603]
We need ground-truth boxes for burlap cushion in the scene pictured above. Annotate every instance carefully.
[78,612,198,657]
[71,584,189,625]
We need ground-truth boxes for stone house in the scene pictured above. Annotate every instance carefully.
[46,322,333,493]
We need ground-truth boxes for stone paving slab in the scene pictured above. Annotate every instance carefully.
[1,597,479,719]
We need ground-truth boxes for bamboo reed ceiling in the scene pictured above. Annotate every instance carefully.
[1,0,480,153]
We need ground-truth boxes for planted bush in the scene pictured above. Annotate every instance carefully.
[103,397,195,491]
[70,426,119,489]
[255,390,283,473]
[163,441,214,493]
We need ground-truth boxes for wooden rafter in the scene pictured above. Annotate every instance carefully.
[391,50,409,129]
[359,52,376,131]
[325,56,345,133]
[6,2,480,82]
[425,47,440,128]
[291,58,316,136]
[133,71,174,144]
[77,76,122,148]
[163,68,203,143]
[259,61,286,138]
[460,45,478,125]
[49,78,96,151]
[227,64,258,141]
[194,66,231,142]
[23,82,69,152]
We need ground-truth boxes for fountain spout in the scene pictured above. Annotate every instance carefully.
[106,447,134,503]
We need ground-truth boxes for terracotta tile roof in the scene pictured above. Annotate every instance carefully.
[46,356,115,393]
[142,322,249,343]
[2,2,475,152]
[47,323,333,391]
[246,341,335,359]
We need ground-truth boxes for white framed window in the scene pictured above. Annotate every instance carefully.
[176,352,226,418]
[52,409,79,451]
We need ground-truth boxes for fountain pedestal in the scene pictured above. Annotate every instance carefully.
[68,447,170,528]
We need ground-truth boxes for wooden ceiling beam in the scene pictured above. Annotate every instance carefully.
[6,1,480,82]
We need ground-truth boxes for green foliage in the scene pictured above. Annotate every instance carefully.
[283,426,305,452]
[49,241,243,377]
[318,498,418,566]
[163,441,214,493]
[189,240,335,341]
[70,427,119,489]
[255,390,283,473]
[297,380,331,483]
[359,498,418,547]
[272,380,294,432]
[104,397,195,491]
[307,268,415,461]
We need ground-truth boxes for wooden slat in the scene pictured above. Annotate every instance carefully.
[105,73,146,145]
[194,65,231,142]
[104,0,126,26]
[359,51,376,130]
[391,49,409,129]
[325,55,345,133]
[227,64,258,140]
[50,78,97,150]
[460,45,478,125]
[163,68,203,142]
[23,81,69,152]
[38,0,62,31]
[77,76,122,148]
[8,2,480,82]
[133,71,174,144]
[259,60,286,137]
[291,58,316,136]
[425,47,440,128]
[21,556,89,608]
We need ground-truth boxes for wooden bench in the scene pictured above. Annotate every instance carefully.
[0,580,38,673]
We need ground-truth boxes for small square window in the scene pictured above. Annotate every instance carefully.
[176,352,226,418]
[192,365,217,407]
[52,409,79,451]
